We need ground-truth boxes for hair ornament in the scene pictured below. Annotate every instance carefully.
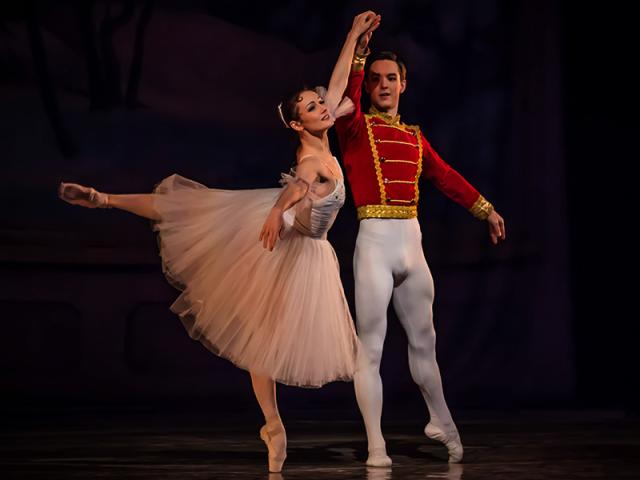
[277,102,290,128]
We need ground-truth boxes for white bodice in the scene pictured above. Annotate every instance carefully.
[281,157,346,239]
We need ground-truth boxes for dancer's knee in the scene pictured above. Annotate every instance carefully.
[357,333,385,368]
[407,325,436,359]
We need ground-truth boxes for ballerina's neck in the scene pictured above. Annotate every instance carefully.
[299,128,330,149]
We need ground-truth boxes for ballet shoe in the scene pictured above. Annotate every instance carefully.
[259,419,287,473]
[58,182,111,208]
[424,423,464,463]
[366,447,392,467]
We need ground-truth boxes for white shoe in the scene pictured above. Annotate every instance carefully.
[424,423,463,463]
[366,447,392,467]
[58,182,111,208]
[259,420,287,473]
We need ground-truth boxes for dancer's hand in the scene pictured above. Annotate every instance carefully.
[260,207,284,251]
[355,12,381,55]
[487,210,506,245]
[352,11,381,45]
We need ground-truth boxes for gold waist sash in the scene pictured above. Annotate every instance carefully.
[357,204,417,220]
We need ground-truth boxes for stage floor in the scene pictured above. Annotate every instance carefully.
[1,408,638,479]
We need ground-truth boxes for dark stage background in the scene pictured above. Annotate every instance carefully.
[0,0,636,421]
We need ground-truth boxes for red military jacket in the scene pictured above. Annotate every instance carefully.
[335,67,493,221]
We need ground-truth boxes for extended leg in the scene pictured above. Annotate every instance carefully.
[58,181,160,220]
[353,235,394,467]
[392,253,463,463]
[250,371,287,472]
[108,193,160,220]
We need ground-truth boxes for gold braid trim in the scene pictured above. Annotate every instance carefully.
[358,205,417,220]
[469,195,494,220]
[408,125,423,205]
[383,159,419,165]
[352,47,370,72]
[369,105,401,125]
[374,139,419,147]
[371,123,413,133]
[365,114,387,204]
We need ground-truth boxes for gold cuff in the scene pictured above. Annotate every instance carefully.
[357,204,417,220]
[469,195,494,220]
[352,47,370,72]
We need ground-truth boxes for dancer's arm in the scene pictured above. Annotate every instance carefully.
[420,132,482,210]
[259,161,319,251]
[333,22,376,142]
[420,132,506,244]
[325,11,380,109]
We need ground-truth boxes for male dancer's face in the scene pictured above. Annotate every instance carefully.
[364,59,406,114]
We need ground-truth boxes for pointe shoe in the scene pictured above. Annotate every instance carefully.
[366,447,392,467]
[424,423,463,463]
[58,182,111,208]
[259,420,287,473]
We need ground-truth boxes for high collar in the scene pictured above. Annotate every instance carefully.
[368,105,401,126]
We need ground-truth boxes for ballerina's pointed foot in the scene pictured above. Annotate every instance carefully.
[58,182,111,208]
[366,447,392,467]
[259,419,287,473]
[424,423,464,463]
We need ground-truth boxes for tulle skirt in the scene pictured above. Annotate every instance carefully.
[150,174,359,388]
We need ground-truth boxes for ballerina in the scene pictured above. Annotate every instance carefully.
[58,11,381,473]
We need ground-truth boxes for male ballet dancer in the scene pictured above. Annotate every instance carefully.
[334,35,506,466]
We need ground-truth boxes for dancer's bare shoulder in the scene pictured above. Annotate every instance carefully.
[297,154,339,182]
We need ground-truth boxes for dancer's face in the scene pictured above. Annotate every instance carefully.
[289,91,333,134]
[365,60,406,112]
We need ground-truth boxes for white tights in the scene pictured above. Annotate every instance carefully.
[353,218,457,452]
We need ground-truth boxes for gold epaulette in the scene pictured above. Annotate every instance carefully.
[357,204,417,220]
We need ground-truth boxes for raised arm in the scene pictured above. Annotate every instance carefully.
[325,11,380,110]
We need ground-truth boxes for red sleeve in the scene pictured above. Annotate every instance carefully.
[420,131,481,210]
[334,69,364,139]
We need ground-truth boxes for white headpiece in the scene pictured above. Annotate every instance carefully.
[277,102,290,129]
[314,86,328,99]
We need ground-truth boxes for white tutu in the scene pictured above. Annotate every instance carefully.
[150,173,359,388]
